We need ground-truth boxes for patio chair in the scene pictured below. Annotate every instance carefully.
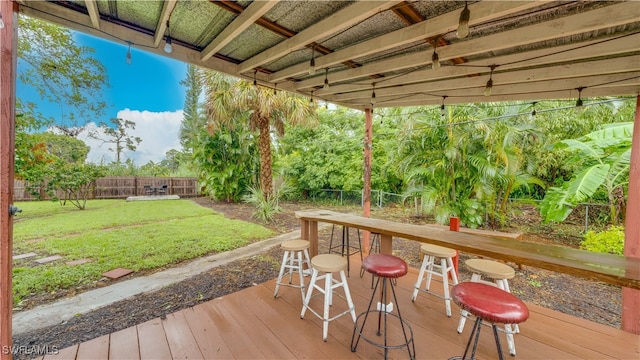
[157,184,168,194]
[143,185,153,195]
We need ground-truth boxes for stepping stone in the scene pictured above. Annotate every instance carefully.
[66,258,93,266]
[34,255,63,264]
[102,268,133,279]
[13,252,37,260]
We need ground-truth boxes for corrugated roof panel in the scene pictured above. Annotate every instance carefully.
[109,1,162,32]
[319,9,406,52]
[171,0,235,48]
[265,1,352,33]
[220,24,284,62]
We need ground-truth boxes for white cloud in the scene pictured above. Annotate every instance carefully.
[77,109,183,165]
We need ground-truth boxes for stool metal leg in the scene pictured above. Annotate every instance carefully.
[351,275,415,360]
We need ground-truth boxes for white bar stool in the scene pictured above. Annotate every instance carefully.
[457,258,519,356]
[301,254,357,341]
[411,243,459,317]
[274,240,312,301]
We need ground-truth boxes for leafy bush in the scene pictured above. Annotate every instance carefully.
[580,226,625,255]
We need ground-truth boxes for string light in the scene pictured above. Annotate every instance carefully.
[370,83,376,105]
[273,83,277,95]
[484,65,497,97]
[164,20,173,54]
[531,101,537,118]
[309,46,316,75]
[457,2,470,39]
[431,43,440,70]
[253,70,257,87]
[575,86,585,112]
[125,41,132,64]
[323,68,330,90]
[440,95,448,117]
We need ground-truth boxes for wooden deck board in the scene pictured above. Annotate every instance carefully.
[162,311,205,360]
[137,318,172,360]
[59,255,639,360]
[109,325,140,360]
[76,335,109,359]
[183,306,234,359]
[43,344,78,360]
[198,300,267,359]
[239,284,358,359]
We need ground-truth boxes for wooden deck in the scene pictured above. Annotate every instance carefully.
[42,256,638,360]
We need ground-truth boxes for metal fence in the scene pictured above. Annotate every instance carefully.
[305,189,613,230]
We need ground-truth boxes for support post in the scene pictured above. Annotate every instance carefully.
[622,95,640,334]
[0,1,17,357]
[362,108,373,254]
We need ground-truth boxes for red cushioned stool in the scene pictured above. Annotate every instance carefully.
[351,254,415,360]
[450,282,529,360]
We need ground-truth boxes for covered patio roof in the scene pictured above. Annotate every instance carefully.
[16,0,640,109]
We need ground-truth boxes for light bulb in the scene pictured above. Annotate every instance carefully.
[575,98,584,113]
[371,90,376,105]
[457,3,470,39]
[0,14,5,29]
[323,69,329,89]
[484,78,493,97]
[126,49,132,64]
[164,37,173,53]
[432,51,440,70]
[309,57,316,75]
[440,104,445,117]
[575,87,585,113]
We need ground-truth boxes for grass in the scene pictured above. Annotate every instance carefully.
[12,199,274,305]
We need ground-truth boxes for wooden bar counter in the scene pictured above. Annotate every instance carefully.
[296,210,640,290]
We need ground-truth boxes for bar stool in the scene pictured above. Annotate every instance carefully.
[359,232,381,281]
[329,225,363,276]
[457,258,519,356]
[273,240,312,301]
[301,254,357,341]
[411,243,459,316]
[351,254,415,359]
[450,282,529,360]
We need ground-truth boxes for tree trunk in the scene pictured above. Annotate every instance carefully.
[257,116,273,200]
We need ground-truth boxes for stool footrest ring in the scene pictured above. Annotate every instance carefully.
[351,310,415,355]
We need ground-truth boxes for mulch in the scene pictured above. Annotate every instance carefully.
[11,198,622,359]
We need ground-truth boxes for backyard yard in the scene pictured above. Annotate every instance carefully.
[10,197,622,358]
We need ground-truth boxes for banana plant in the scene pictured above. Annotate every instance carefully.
[540,122,632,224]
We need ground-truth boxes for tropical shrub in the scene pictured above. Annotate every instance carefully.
[581,226,624,255]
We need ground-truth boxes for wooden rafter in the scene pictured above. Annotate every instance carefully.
[84,0,100,29]
[153,0,177,48]
[200,1,279,62]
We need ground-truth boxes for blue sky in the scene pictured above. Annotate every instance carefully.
[17,31,189,165]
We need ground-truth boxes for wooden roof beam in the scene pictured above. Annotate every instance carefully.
[237,1,402,74]
[153,0,177,48]
[84,0,100,29]
[294,1,640,90]
[271,1,545,83]
[200,1,279,62]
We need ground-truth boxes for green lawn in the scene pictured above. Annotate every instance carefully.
[12,199,274,305]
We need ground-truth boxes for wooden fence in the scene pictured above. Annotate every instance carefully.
[13,176,200,201]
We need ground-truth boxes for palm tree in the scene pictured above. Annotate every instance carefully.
[202,71,317,200]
